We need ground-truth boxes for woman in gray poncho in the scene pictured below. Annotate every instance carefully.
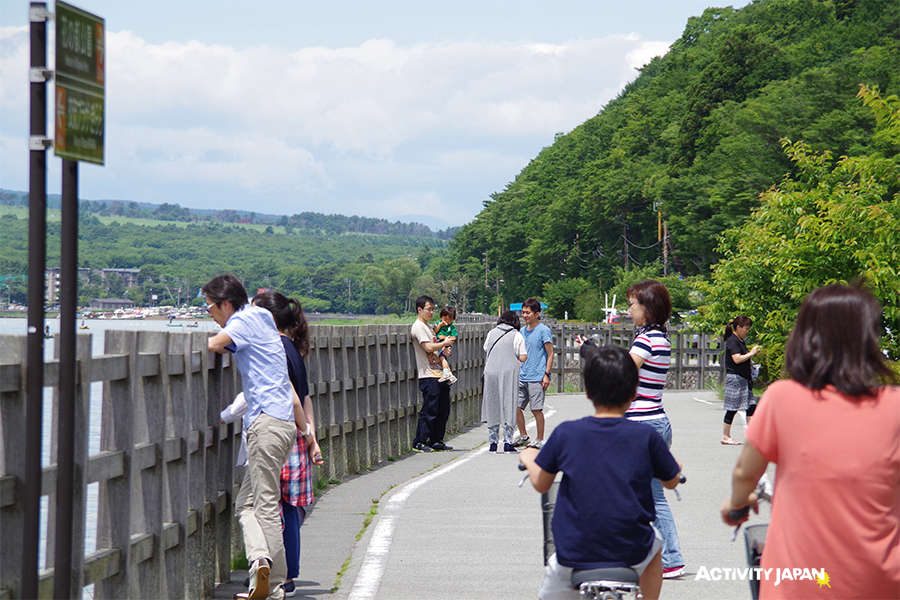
[482,310,528,454]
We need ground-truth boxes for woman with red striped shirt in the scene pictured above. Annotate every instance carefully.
[625,280,685,580]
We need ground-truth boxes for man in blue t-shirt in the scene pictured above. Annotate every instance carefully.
[514,298,554,449]
[519,344,682,600]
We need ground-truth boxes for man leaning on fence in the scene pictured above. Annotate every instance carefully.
[204,274,312,600]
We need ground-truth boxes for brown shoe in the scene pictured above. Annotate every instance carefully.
[234,558,270,600]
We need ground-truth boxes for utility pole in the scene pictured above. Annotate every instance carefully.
[663,222,669,277]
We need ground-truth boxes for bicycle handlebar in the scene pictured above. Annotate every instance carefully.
[517,463,686,482]
[728,505,751,522]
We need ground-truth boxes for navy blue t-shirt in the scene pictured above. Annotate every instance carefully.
[280,336,309,399]
[534,417,679,569]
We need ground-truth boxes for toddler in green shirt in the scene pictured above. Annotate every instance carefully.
[433,306,458,384]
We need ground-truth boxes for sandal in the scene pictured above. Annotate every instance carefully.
[720,438,742,445]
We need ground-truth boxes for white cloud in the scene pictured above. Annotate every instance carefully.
[626,40,673,70]
[376,190,444,218]
[0,24,675,225]
[109,125,329,194]
[0,26,30,111]
[104,31,661,153]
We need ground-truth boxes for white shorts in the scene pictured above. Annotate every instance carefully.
[538,527,662,600]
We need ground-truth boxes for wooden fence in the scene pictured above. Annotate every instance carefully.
[459,316,726,392]
[0,320,722,599]
[552,322,725,393]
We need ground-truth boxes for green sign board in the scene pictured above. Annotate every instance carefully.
[55,1,105,165]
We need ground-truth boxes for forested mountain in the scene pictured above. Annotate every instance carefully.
[0,212,455,315]
[449,0,899,302]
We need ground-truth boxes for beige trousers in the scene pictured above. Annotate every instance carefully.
[235,413,297,588]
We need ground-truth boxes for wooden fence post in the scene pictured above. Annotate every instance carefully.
[95,330,136,599]
[0,335,28,598]
[128,331,166,599]
[373,325,397,458]
[162,332,189,599]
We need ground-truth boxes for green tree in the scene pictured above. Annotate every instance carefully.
[700,86,900,371]
[364,258,422,317]
[541,278,592,320]
[105,273,125,298]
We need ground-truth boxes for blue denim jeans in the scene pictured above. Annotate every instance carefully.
[646,416,684,569]
[281,500,307,580]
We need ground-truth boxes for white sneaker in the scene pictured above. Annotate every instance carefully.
[438,371,451,382]
[662,566,685,579]
[526,439,543,449]
[448,374,457,384]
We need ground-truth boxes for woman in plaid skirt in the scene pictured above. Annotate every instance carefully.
[254,291,324,596]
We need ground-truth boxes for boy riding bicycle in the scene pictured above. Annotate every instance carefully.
[519,343,682,600]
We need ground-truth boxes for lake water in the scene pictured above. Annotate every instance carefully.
[0,317,219,596]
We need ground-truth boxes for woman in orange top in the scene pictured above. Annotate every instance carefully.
[721,283,899,600]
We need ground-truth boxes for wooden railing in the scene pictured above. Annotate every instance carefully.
[552,322,725,392]
[0,331,243,600]
[0,320,720,598]
[0,325,491,599]
[458,316,726,392]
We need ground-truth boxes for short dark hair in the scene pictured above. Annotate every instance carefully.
[627,280,671,325]
[784,283,897,397]
[724,315,752,341]
[440,306,457,320]
[497,310,521,330]
[522,298,542,313]
[415,295,434,311]
[202,274,248,312]
[583,344,638,409]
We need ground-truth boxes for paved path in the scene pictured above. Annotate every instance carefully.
[212,389,773,600]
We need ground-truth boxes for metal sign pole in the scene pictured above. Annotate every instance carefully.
[54,158,79,599]
[23,3,50,599]
[51,4,105,595]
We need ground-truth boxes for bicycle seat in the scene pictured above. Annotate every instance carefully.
[571,567,640,587]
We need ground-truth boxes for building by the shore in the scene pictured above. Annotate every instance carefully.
[45,267,140,305]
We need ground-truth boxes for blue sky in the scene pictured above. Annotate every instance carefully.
[0,0,750,229]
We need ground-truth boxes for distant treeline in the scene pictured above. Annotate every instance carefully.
[0,190,459,240]
[0,210,476,316]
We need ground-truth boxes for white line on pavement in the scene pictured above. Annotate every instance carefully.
[347,408,557,599]
[693,397,717,405]
[347,446,488,600]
